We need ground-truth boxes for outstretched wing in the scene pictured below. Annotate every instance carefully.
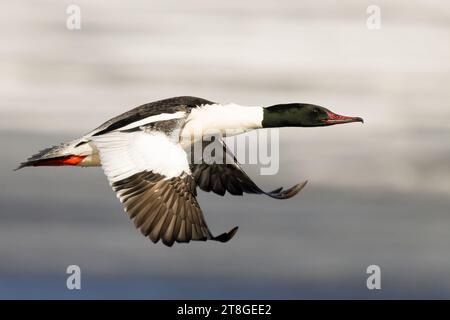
[190,138,307,199]
[92,130,237,247]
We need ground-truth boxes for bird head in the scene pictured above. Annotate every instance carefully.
[262,103,364,128]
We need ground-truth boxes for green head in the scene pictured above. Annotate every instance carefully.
[262,103,364,128]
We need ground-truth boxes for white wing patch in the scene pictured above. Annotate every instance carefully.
[92,131,190,182]
[118,111,186,131]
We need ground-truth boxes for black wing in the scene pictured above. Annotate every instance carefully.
[190,138,307,199]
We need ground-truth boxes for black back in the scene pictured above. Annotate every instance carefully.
[92,96,214,136]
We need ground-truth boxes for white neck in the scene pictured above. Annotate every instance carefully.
[183,103,263,139]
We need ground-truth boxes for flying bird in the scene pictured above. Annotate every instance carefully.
[16,96,363,246]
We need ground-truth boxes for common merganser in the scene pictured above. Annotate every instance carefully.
[16,96,363,246]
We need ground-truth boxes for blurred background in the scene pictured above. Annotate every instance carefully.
[1,0,450,299]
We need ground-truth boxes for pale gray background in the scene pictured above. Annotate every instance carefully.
[1,0,449,299]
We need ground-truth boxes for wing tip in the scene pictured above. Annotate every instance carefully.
[156,226,239,247]
[267,180,308,199]
[212,226,239,243]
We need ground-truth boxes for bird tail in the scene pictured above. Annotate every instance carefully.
[15,139,88,171]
